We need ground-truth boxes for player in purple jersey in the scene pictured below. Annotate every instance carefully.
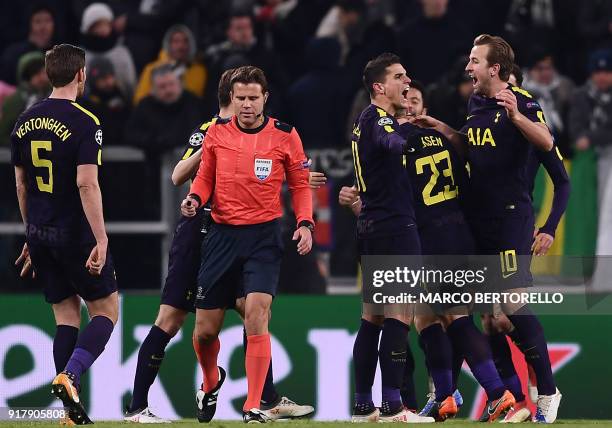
[342,82,516,422]
[12,44,118,425]
[349,53,434,424]
[125,69,314,423]
[411,34,564,423]
[479,67,570,423]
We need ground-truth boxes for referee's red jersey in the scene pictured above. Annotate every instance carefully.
[189,116,314,227]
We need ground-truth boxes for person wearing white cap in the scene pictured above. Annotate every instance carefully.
[80,2,136,100]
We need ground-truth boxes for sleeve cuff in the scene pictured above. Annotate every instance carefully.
[298,220,314,231]
[188,193,202,207]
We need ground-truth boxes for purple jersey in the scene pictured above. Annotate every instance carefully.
[460,85,549,218]
[351,104,415,238]
[400,123,467,229]
[11,98,102,245]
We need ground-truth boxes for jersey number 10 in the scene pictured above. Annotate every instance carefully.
[31,140,53,193]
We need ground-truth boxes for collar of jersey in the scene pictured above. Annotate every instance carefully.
[235,116,269,134]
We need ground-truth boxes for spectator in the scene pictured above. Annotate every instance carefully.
[0,81,16,117]
[569,49,612,203]
[133,25,207,105]
[578,0,612,52]
[316,0,366,65]
[426,55,473,131]
[1,3,55,85]
[204,11,287,116]
[125,63,203,155]
[287,37,345,149]
[504,0,580,80]
[0,52,50,145]
[523,49,575,156]
[396,0,473,85]
[80,2,137,100]
[109,0,190,73]
[267,0,330,78]
[79,57,130,146]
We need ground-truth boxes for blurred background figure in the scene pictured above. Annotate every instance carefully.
[286,37,345,150]
[522,48,574,157]
[397,0,473,85]
[80,56,130,146]
[125,63,203,155]
[80,2,137,100]
[204,10,286,116]
[1,3,55,85]
[0,51,50,146]
[570,49,612,199]
[426,55,474,131]
[133,24,207,105]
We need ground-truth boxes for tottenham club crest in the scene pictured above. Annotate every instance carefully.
[254,158,272,180]
[95,129,103,145]
[189,132,204,147]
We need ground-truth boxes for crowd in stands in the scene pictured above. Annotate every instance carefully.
[0,0,611,159]
[1,0,612,290]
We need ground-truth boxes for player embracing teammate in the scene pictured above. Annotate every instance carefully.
[413,34,563,423]
[345,35,567,424]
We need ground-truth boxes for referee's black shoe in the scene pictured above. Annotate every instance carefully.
[196,367,226,422]
[243,408,269,424]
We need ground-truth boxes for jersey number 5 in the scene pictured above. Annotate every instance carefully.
[31,140,53,193]
[415,150,457,206]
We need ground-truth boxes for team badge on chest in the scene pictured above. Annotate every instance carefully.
[254,158,272,180]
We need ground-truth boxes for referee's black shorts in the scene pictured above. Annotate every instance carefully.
[195,219,283,310]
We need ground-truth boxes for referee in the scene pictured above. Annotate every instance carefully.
[181,66,313,423]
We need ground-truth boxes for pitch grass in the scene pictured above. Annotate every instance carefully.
[3,420,612,428]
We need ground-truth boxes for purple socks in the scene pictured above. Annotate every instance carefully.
[488,332,525,401]
[64,316,114,389]
[420,324,453,401]
[379,318,409,414]
[446,316,505,400]
[353,319,382,406]
[129,325,171,412]
[507,306,556,395]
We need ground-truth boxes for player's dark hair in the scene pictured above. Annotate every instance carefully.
[408,80,427,108]
[363,52,402,97]
[230,65,268,95]
[44,44,85,88]
[473,34,515,82]
[218,68,234,108]
[510,64,523,87]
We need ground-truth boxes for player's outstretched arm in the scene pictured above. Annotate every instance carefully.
[408,114,467,157]
[77,164,108,275]
[172,147,202,186]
